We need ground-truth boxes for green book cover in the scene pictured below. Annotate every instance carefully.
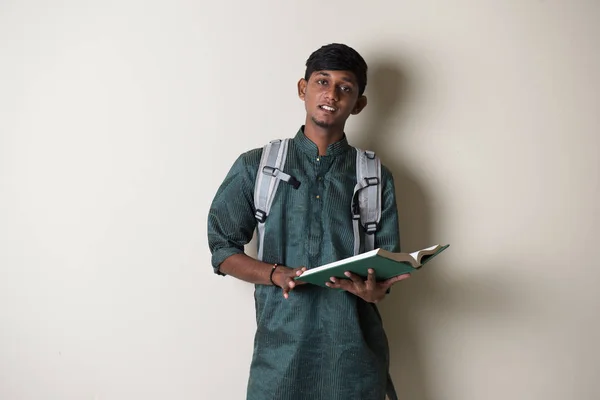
[295,244,450,287]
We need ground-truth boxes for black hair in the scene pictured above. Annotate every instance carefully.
[304,43,368,96]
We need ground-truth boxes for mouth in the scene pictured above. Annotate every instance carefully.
[318,104,337,113]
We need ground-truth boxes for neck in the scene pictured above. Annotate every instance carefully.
[303,120,345,156]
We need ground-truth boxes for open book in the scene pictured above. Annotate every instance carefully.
[295,244,450,287]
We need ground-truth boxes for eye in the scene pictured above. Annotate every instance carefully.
[317,79,328,85]
[340,86,353,93]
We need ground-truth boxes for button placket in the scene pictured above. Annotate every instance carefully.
[308,156,325,257]
[315,155,327,201]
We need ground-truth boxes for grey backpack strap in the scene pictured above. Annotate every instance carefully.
[351,149,382,255]
[254,138,294,261]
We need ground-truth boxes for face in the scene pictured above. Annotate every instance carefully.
[298,70,367,130]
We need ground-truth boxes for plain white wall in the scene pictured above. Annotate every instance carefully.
[1,1,599,399]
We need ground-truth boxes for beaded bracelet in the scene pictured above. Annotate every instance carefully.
[269,263,280,288]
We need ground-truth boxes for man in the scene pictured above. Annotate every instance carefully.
[208,43,409,400]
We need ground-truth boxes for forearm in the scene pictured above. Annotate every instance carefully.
[219,253,276,286]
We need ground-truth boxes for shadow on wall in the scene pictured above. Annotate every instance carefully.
[357,57,537,400]
[355,58,436,400]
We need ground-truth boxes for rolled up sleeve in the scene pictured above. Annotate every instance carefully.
[207,150,260,275]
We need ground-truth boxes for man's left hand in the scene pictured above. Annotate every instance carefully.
[325,269,410,303]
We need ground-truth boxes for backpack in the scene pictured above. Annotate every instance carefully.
[253,138,382,262]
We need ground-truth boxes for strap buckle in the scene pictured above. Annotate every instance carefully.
[364,177,380,187]
[364,222,378,234]
[288,176,301,190]
[352,201,361,219]
[262,166,278,177]
[255,209,267,223]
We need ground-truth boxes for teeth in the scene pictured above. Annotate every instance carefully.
[321,105,335,112]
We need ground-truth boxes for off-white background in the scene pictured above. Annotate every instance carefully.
[1,1,599,399]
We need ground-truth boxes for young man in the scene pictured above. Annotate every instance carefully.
[208,43,409,400]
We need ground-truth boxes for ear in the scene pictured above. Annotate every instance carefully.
[297,78,307,100]
[351,95,368,115]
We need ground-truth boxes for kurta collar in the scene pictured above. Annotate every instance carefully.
[293,126,351,157]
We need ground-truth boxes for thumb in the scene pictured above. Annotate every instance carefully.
[383,273,411,288]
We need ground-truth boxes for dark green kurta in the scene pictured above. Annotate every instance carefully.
[208,127,400,400]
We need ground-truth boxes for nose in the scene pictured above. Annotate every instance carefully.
[325,85,339,102]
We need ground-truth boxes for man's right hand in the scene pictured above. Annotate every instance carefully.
[273,266,307,299]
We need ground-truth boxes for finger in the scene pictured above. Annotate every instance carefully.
[325,276,339,288]
[294,267,308,285]
[294,266,307,276]
[282,279,293,299]
[344,271,365,287]
[326,276,353,291]
[296,266,307,275]
[366,268,376,288]
[382,273,411,288]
